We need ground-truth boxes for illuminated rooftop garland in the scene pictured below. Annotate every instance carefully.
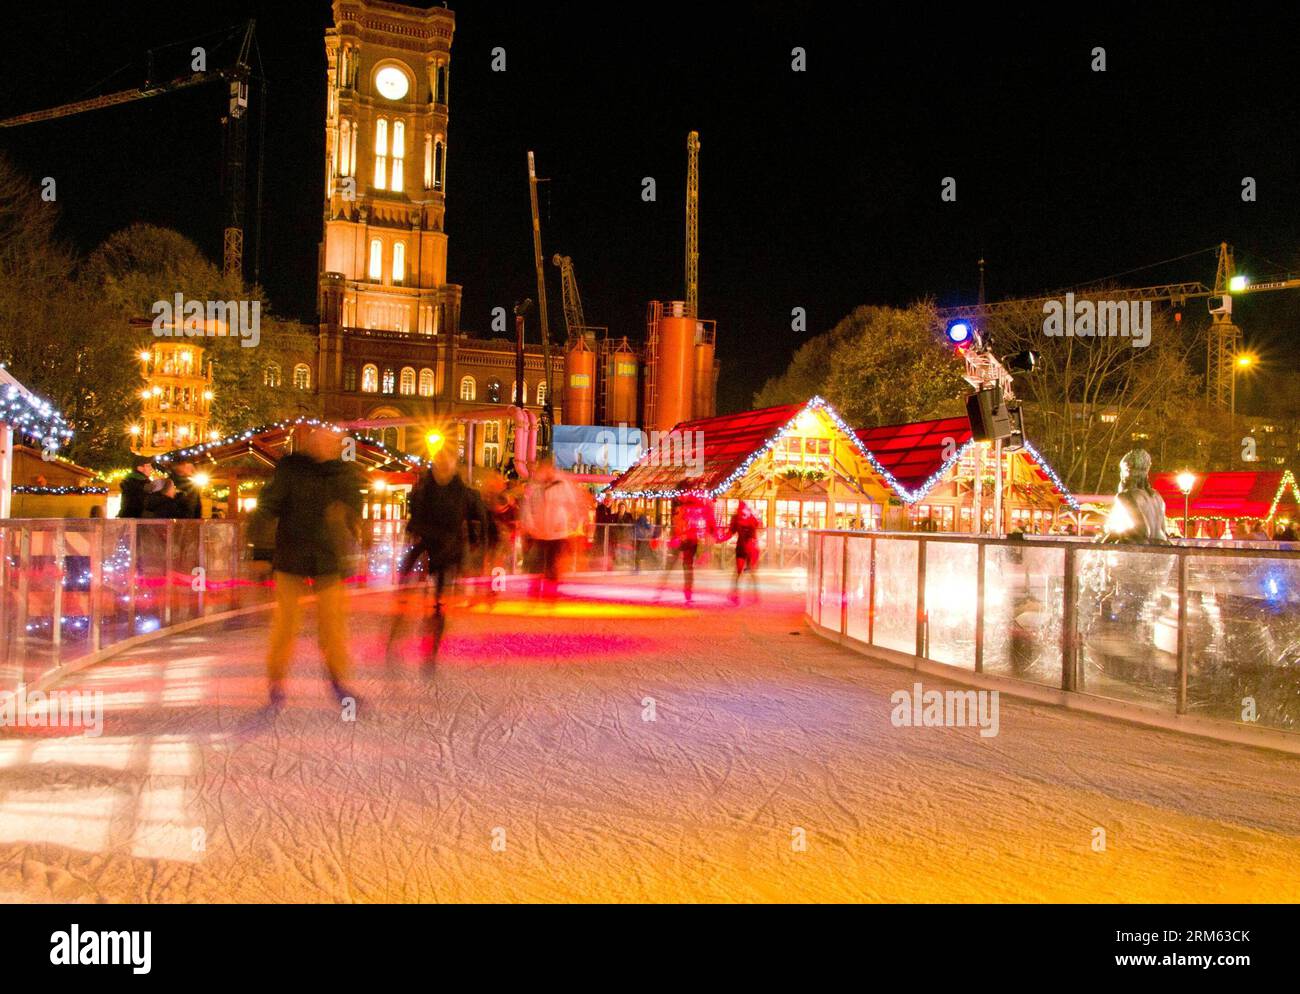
[1266,470,1299,522]
[153,416,427,469]
[605,396,1081,511]
[0,384,73,449]
[13,485,107,495]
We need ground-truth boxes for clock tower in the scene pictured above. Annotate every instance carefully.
[318,0,460,404]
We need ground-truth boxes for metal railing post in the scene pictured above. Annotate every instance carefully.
[163,520,174,627]
[1176,551,1189,714]
[915,537,927,659]
[867,537,876,645]
[90,521,104,654]
[839,535,850,635]
[127,521,138,634]
[51,524,65,669]
[15,525,30,671]
[197,520,207,616]
[974,541,986,673]
[1062,545,1078,692]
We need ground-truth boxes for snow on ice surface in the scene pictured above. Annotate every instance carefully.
[0,570,1298,903]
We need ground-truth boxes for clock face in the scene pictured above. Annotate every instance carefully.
[375,66,409,101]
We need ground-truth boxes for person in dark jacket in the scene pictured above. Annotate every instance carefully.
[388,445,475,665]
[258,428,364,710]
[169,461,203,519]
[142,478,184,519]
[726,500,762,604]
[118,462,155,518]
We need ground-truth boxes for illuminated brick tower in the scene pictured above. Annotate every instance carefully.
[318,1,461,409]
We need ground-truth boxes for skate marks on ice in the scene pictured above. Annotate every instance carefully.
[1,575,1299,901]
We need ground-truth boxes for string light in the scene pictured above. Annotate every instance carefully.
[153,416,428,468]
[13,485,107,495]
[605,396,1081,511]
[0,384,74,450]
[1266,470,1299,522]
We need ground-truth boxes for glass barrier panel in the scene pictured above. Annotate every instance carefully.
[818,535,844,633]
[845,537,871,642]
[1185,553,1300,732]
[1074,547,1179,711]
[873,538,918,654]
[924,540,978,668]
[983,543,1066,686]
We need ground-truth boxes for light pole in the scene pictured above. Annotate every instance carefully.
[1231,353,1255,418]
[1176,470,1196,540]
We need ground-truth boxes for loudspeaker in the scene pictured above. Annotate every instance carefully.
[966,386,1013,442]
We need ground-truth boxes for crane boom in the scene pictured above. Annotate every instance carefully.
[685,130,700,317]
[551,254,586,339]
[0,20,258,281]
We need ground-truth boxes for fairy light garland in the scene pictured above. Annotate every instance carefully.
[0,384,74,449]
[1266,470,1299,522]
[604,395,1081,511]
[153,416,427,469]
[13,485,107,495]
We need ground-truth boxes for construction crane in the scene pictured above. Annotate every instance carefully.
[0,21,260,281]
[685,130,700,317]
[527,151,554,432]
[552,254,587,340]
[938,242,1300,408]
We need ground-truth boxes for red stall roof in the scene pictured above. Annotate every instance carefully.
[606,401,807,497]
[853,417,973,492]
[1151,470,1298,520]
[605,398,1077,507]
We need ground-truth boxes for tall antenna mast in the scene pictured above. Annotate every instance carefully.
[685,130,700,317]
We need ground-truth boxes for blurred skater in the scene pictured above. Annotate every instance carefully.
[259,428,364,711]
[389,445,473,666]
[519,456,586,597]
[726,500,762,604]
[659,495,719,605]
[480,471,520,592]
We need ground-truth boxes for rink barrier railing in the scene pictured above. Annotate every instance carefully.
[804,530,1300,754]
[0,519,812,695]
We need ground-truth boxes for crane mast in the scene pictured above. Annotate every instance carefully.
[685,130,700,317]
[527,151,554,433]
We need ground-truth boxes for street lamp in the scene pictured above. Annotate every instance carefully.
[1231,352,1256,417]
[1176,470,1196,539]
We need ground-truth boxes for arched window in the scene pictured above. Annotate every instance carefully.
[263,362,281,387]
[423,133,433,189]
[459,375,476,401]
[344,364,358,392]
[486,378,502,404]
[339,120,352,176]
[382,367,396,394]
[437,64,449,105]
[535,380,547,406]
[293,363,311,390]
[368,239,383,281]
[361,363,379,393]
[419,368,435,397]
[392,241,406,285]
[374,118,388,189]
[391,120,405,192]
[399,367,416,395]
[433,139,445,191]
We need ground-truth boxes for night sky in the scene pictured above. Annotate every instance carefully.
[3,1,1299,414]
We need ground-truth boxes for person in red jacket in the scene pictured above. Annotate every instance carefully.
[658,494,719,605]
[726,500,762,604]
